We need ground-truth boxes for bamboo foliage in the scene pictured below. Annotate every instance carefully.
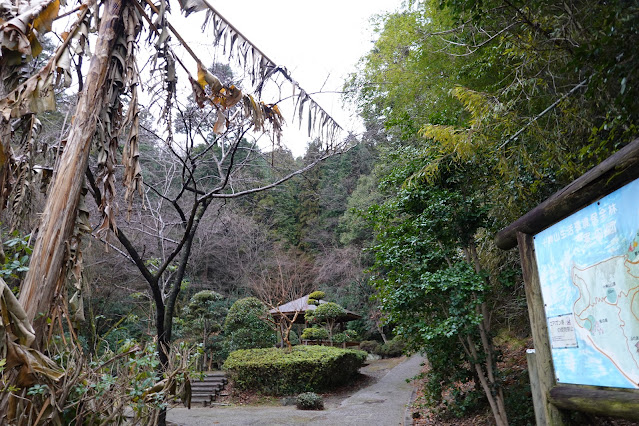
[414,86,526,185]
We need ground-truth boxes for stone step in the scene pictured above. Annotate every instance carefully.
[190,394,215,400]
[190,396,215,406]
[192,377,226,383]
[190,387,223,394]
[187,372,228,407]
[191,391,218,398]
[191,390,221,397]
[191,383,223,389]
[196,381,228,387]
[192,386,220,394]
[193,379,227,386]
[191,380,224,387]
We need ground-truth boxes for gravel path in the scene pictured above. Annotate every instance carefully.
[166,354,425,426]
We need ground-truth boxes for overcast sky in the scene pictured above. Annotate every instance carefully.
[172,0,405,156]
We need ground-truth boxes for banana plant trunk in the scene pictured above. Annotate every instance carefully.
[18,0,125,350]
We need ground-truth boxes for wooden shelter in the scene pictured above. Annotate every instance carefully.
[269,295,361,325]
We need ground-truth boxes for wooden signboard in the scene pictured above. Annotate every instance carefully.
[496,138,639,424]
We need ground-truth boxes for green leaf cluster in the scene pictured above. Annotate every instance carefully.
[307,290,325,305]
[1,232,32,290]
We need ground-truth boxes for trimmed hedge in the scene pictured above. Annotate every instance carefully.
[224,345,367,395]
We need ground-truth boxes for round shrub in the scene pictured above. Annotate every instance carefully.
[305,302,346,325]
[301,326,328,341]
[307,291,325,305]
[359,340,381,354]
[296,392,324,410]
[380,336,405,358]
[287,329,300,345]
[332,332,348,344]
[223,297,275,351]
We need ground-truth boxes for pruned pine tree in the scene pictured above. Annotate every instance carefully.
[0,0,347,422]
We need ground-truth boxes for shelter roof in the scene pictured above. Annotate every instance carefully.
[269,295,361,323]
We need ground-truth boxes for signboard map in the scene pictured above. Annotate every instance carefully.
[534,178,639,389]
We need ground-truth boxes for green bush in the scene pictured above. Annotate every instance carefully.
[332,332,348,344]
[289,329,299,345]
[307,291,325,306]
[223,297,275,352]
[224,346,367,395]
[380,337,405,358]
[332,329,358,344]
[304,302,346,325]
[359,340,381,354]
[301,326,328,341]
[296,392,324,410]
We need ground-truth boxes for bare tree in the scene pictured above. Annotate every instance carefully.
[188,207,272,294]
[87,112,340,369]
[251,246,316,349]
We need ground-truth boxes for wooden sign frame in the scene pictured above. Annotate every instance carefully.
[496,138,639,424]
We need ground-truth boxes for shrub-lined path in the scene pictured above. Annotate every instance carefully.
[167,354,425,425]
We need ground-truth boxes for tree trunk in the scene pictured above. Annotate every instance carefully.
[18,0,125,349]
[465,335,509,426]
[161,201,206,359]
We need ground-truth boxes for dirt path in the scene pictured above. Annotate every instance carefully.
[166,354,425,426]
